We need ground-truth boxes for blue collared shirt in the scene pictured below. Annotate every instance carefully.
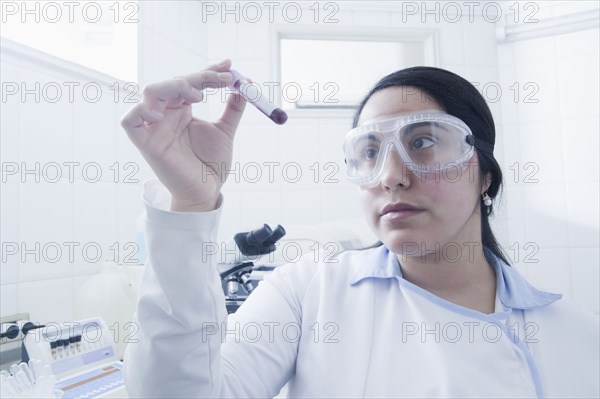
[350,245,562,311]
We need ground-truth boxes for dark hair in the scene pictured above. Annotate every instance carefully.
[353,66,510,266]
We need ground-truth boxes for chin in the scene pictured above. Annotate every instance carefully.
[379,230,430,256]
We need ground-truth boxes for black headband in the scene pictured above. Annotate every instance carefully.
[466,135,494,154]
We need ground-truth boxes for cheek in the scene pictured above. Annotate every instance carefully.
[419,174,479,218]
[358,189,374,214]
[358,189,382,226]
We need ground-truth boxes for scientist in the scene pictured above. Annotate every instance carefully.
[120,60,599,398]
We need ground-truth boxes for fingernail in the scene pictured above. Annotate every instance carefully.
[218,59,229,66]
[217,72,232,81]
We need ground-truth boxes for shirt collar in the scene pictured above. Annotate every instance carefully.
[349,245,562,310]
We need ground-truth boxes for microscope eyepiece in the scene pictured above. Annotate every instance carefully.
[263,225,286,246]
[246,224,273,245]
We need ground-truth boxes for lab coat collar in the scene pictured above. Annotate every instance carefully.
[348,245,562,310]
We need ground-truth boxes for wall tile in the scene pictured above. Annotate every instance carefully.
[237,21,271,62]
[321,188,362,223]
[499,124,522,177]
[72,182,119,275]
[72,86,119,183]
[564,183,600,248]
[281,189,322,226]
[556,28,600,58]
[1,179,19,285]
[556,53,600,119]
[438,23,465,66]
[518,121,565,185]
[233,123,282,191]
[280,121,320,190]
[561,117,599,184]
[17,67,73,164]
[463,65,502,119]
[463,21,498,66]
[513,36,556,64]
[18,277,74,324]
[144,1,183,44]
[497,64,519,125]
[515,61,560,124]
[217,189,243,244]
[496,41,515,66]
[553,0,600,15]
[521,184,569,249]
[138,29,205,86]
[116,184,145,259]
[179,1,209,57]
[18,180,74,281]
[570,247,600,315]
[518,247,572,297]
[239,190,283,230]
[115,101,156,184]
[501,185,528,259]
[206,19,239,62]
[1,61,19,163]
[0,284,18,318]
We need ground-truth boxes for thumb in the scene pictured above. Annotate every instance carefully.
[216,91,247,135]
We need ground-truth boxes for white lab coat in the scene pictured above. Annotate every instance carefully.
[124,180,599,398]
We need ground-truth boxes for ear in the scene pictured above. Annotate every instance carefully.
[481,172,492,194]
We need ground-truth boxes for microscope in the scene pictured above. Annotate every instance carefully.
[219,224,286,313]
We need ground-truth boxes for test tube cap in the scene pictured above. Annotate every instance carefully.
[226,69,244,90]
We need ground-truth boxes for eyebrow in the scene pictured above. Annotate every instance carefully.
[356,133,381,144]
[403,122,449,136]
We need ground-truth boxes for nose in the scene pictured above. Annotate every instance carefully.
[379,145,412,191]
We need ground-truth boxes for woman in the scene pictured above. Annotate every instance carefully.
[121,60,599,398]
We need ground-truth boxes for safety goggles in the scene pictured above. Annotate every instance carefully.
[343,110,493,188]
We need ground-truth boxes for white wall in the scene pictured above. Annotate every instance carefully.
[496,1,600,313]
[1,1,597,325]
[0,39,154,324]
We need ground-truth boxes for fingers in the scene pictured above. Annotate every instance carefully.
[120,102,165,145]
[142,59,234,112]
[142,76,204,112]
[121,59,248,140]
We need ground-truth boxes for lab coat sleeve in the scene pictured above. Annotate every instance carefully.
[123,180,302,398]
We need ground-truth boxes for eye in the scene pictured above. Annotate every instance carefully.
[411,136,435,150]
[359,147,379,161]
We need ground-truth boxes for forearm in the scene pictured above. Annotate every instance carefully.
[124,180,227,398]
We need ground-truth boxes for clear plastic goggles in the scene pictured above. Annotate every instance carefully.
[344,110,480,188]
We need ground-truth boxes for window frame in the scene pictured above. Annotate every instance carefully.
[270,25,439,119]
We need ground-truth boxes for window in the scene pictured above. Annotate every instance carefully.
[276,27,438,111]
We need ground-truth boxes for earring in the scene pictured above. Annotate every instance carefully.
[482,192,492,206]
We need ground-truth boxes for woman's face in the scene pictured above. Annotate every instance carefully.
[356,86,486,256]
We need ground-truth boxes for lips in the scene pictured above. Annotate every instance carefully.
[380,202,425,221]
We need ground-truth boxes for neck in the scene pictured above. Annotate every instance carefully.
[397,242,497,314]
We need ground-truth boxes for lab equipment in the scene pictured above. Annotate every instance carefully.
[1,314,32,372]
[219,224,286,313]
[343,110,494,187]
[23,317,126,398]
[0,359,60,398]
[218,222,365,313]
[227,69,288,125]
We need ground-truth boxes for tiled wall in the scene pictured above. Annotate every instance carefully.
[0,41,153,323]
[1,1,597,325]
[496,1,599,314]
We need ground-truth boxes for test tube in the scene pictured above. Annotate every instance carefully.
[227,69,288,125]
